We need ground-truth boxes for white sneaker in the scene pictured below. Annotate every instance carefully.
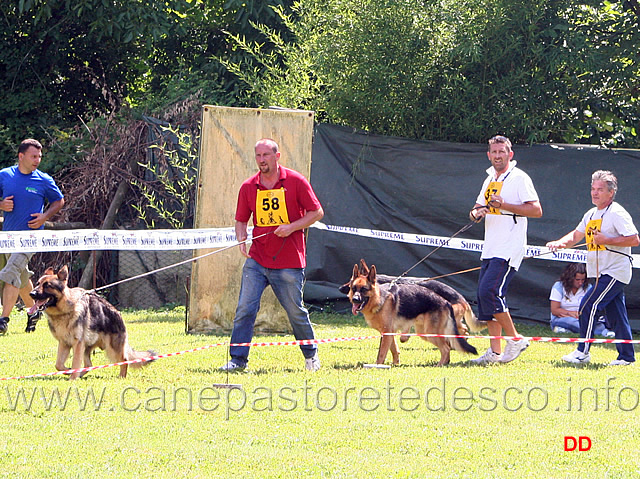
[500,338,530,363]
[562,349,591,364]
[604,331,616,338]
[219,360,246,372]
[609,359,633,366]
[553,327,569,333]
[470,347,502,364]
[305,353,321,371]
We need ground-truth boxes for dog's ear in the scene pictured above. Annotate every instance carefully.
[359,259,369,275]
[44,267,55,276]
[368,264,377,283]
[338,282,351,295]
[352,264,359,279]
[57,265,69,282]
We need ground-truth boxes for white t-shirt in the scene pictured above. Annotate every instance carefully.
[549,281,591,312]
[475,160,539,270]
[576,202,637,284]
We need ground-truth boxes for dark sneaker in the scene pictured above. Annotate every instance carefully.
[0,317,9,335]
[25,311,42,333]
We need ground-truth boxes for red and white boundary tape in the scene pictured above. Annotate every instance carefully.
[0,335,378,381]
[386,333,640,344]
[1,332,637,381]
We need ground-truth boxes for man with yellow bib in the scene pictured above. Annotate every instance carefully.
[220,138,324,372]
[547,171,639,365]
[469,135,542,364]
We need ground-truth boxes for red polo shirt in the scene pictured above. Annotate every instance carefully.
[235,166,322,269]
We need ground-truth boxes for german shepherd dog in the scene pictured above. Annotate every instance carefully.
[29,266,155,379]
[341,260,478,366]
[340,260,484,342]
[375,273,485,341]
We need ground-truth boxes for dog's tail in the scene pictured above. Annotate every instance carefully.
[460,301,485,333]
[446,304,478,355]
[454,334,478,355]
[124,343,156,368]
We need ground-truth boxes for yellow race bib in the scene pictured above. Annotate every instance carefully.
[586,218,604,251]
[255,188,290,226]
[484,181,503,215]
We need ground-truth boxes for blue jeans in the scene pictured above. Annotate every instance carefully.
[229,258,317,366]
[550,315,611,337]
[578,275,635,362]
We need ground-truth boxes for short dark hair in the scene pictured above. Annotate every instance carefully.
[488,135,512,152]
[18,138,42,155]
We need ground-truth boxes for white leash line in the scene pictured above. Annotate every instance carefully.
[89,233,270,294]
[391,220,478,285]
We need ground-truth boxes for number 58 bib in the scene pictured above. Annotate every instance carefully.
[256,188,290,226]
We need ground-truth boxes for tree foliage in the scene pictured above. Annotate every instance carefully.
[222,0,640,146]
[1,0,638,171]
[133,125,199,229]
[0,0,186,161]
[0,0,294,167]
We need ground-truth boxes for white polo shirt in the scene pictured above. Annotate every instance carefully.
[549,281,590,312]
[475,160,539,270]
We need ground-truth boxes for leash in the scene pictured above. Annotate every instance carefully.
[390,221,476,285]
[390,201,501,285]
[578,248,599,317]
[88,232,272,294]
[415,242,590,283]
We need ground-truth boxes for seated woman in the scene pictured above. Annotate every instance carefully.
[550,263,614,337]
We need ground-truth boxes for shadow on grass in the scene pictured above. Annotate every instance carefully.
[551,360,610,370]
[14,369,129,381]
[200,367,300,376]
[16,375,69,382]
[309,311,365,327]
[330,360,476,370]
[128,314,185,325]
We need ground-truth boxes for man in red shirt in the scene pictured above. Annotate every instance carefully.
[220,138,324,372]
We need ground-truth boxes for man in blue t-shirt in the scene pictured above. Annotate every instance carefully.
[0,139,64,334]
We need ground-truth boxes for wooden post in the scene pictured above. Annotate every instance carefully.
[188,106,315,333]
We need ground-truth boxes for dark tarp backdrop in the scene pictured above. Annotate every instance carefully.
[304,123,640,330]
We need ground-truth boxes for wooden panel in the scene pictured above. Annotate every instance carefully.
[188,106,315,333]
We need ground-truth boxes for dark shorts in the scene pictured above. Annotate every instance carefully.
[477,258,516,321]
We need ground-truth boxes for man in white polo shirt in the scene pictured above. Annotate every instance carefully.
[468,135,542,364]
[547,170,638,365]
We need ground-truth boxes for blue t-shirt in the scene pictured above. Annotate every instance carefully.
[0,165,64,231]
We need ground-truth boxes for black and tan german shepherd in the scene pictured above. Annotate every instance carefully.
[375,272,485,341]
[340,260,484,343]
[29,266,155,379]
[340,260,478,366]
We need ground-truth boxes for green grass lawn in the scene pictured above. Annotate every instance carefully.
[0,307,638,478]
